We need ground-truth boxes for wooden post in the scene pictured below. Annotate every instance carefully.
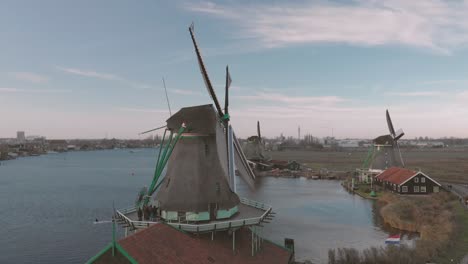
[232,230,236,254]
[251,228,254,256]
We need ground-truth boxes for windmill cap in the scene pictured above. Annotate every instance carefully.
[166,104,218,134]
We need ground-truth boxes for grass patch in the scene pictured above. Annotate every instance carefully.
[434,202,468,263]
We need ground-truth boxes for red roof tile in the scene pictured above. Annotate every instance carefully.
[118,224,292,264]
[376,167,418,185]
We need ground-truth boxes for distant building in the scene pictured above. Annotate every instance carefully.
[337,139,360,148]
[375,167,441,194]
[17,131,25,142]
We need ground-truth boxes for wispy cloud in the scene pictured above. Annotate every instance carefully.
[0,87,71,94]
[0,87,22,92]
[385,91,443,97]
[8,72,49,83]
[57,67,122,81]
[171,89,202,95]
[185,0,468,53]
[234,92,346,105]
[117,107,169,114]
[57,66,158,91]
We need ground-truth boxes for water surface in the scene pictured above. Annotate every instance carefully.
[1,149,397,264]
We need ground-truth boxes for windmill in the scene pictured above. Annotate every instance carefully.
[114,25,272,246]
[360,110,405,182]
[243,121,272,170]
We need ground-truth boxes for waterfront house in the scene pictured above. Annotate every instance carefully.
[375,167,441,194]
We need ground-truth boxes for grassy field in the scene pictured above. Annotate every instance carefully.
[269,148,468,183]
[435,202,468,263]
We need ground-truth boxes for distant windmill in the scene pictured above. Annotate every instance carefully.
[363,109,405,172]
[243,121,269,165]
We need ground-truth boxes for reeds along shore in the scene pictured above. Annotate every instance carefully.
[328,192,459,264]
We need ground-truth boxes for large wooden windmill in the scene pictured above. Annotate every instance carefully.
[115,25,274,253]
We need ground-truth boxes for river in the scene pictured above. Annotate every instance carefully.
[0,148,406,263]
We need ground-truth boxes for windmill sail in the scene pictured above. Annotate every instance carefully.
[188,23,256,190]
[386,109,396,137]
[257,121,262,141]
[189,23,224,118]
[233,131,256,188]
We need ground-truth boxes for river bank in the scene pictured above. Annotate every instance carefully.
[329,191,468,263]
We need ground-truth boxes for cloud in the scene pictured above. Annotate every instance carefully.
[385,91,443,97]
[171,89,202,95]
[0,87,70,94]
[57,66,157,91]
[57,67,123,81]
[185,0,468,53]
[117,107,170,114]
[8,72,48,83]
[0,87,22,92]
[234,92,346,105]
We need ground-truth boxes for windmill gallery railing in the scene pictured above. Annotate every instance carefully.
[115,198,273,233]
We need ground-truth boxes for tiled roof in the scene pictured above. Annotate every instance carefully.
[376,167,418,185]
[117,223,292,264]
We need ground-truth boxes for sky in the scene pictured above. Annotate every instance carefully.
[2,0,468,139]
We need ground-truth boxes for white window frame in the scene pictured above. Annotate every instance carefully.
[414,177,419,183]
[420,186,426,193]
[402,186,408,193]
[421,177,426,183]
[414,186,419,193]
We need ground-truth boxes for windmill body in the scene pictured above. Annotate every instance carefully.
[359,110,405,183]
[154,104,240,221]
[243,121,273,171]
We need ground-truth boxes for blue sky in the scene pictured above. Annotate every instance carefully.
[2,0,468,139]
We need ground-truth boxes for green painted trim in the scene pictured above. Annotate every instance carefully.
[115,243,138,264]
[216,206,238,219]
[362,146,374,169]
[150,126,185,196]
[222,113,230,121]
[150,132,173,194]
[86,243,139,264]
[186,211,210,221]
[85,243,112,264]
[161,210,178,220]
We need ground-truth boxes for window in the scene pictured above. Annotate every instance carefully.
[398,186,400,192]
[414,177,419,183]
[414,186,419,192]
[421,177,426,183]
[421,186,426,193]
[402,186,408,193]
[433,186,439,193]
[393,185,396,190]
